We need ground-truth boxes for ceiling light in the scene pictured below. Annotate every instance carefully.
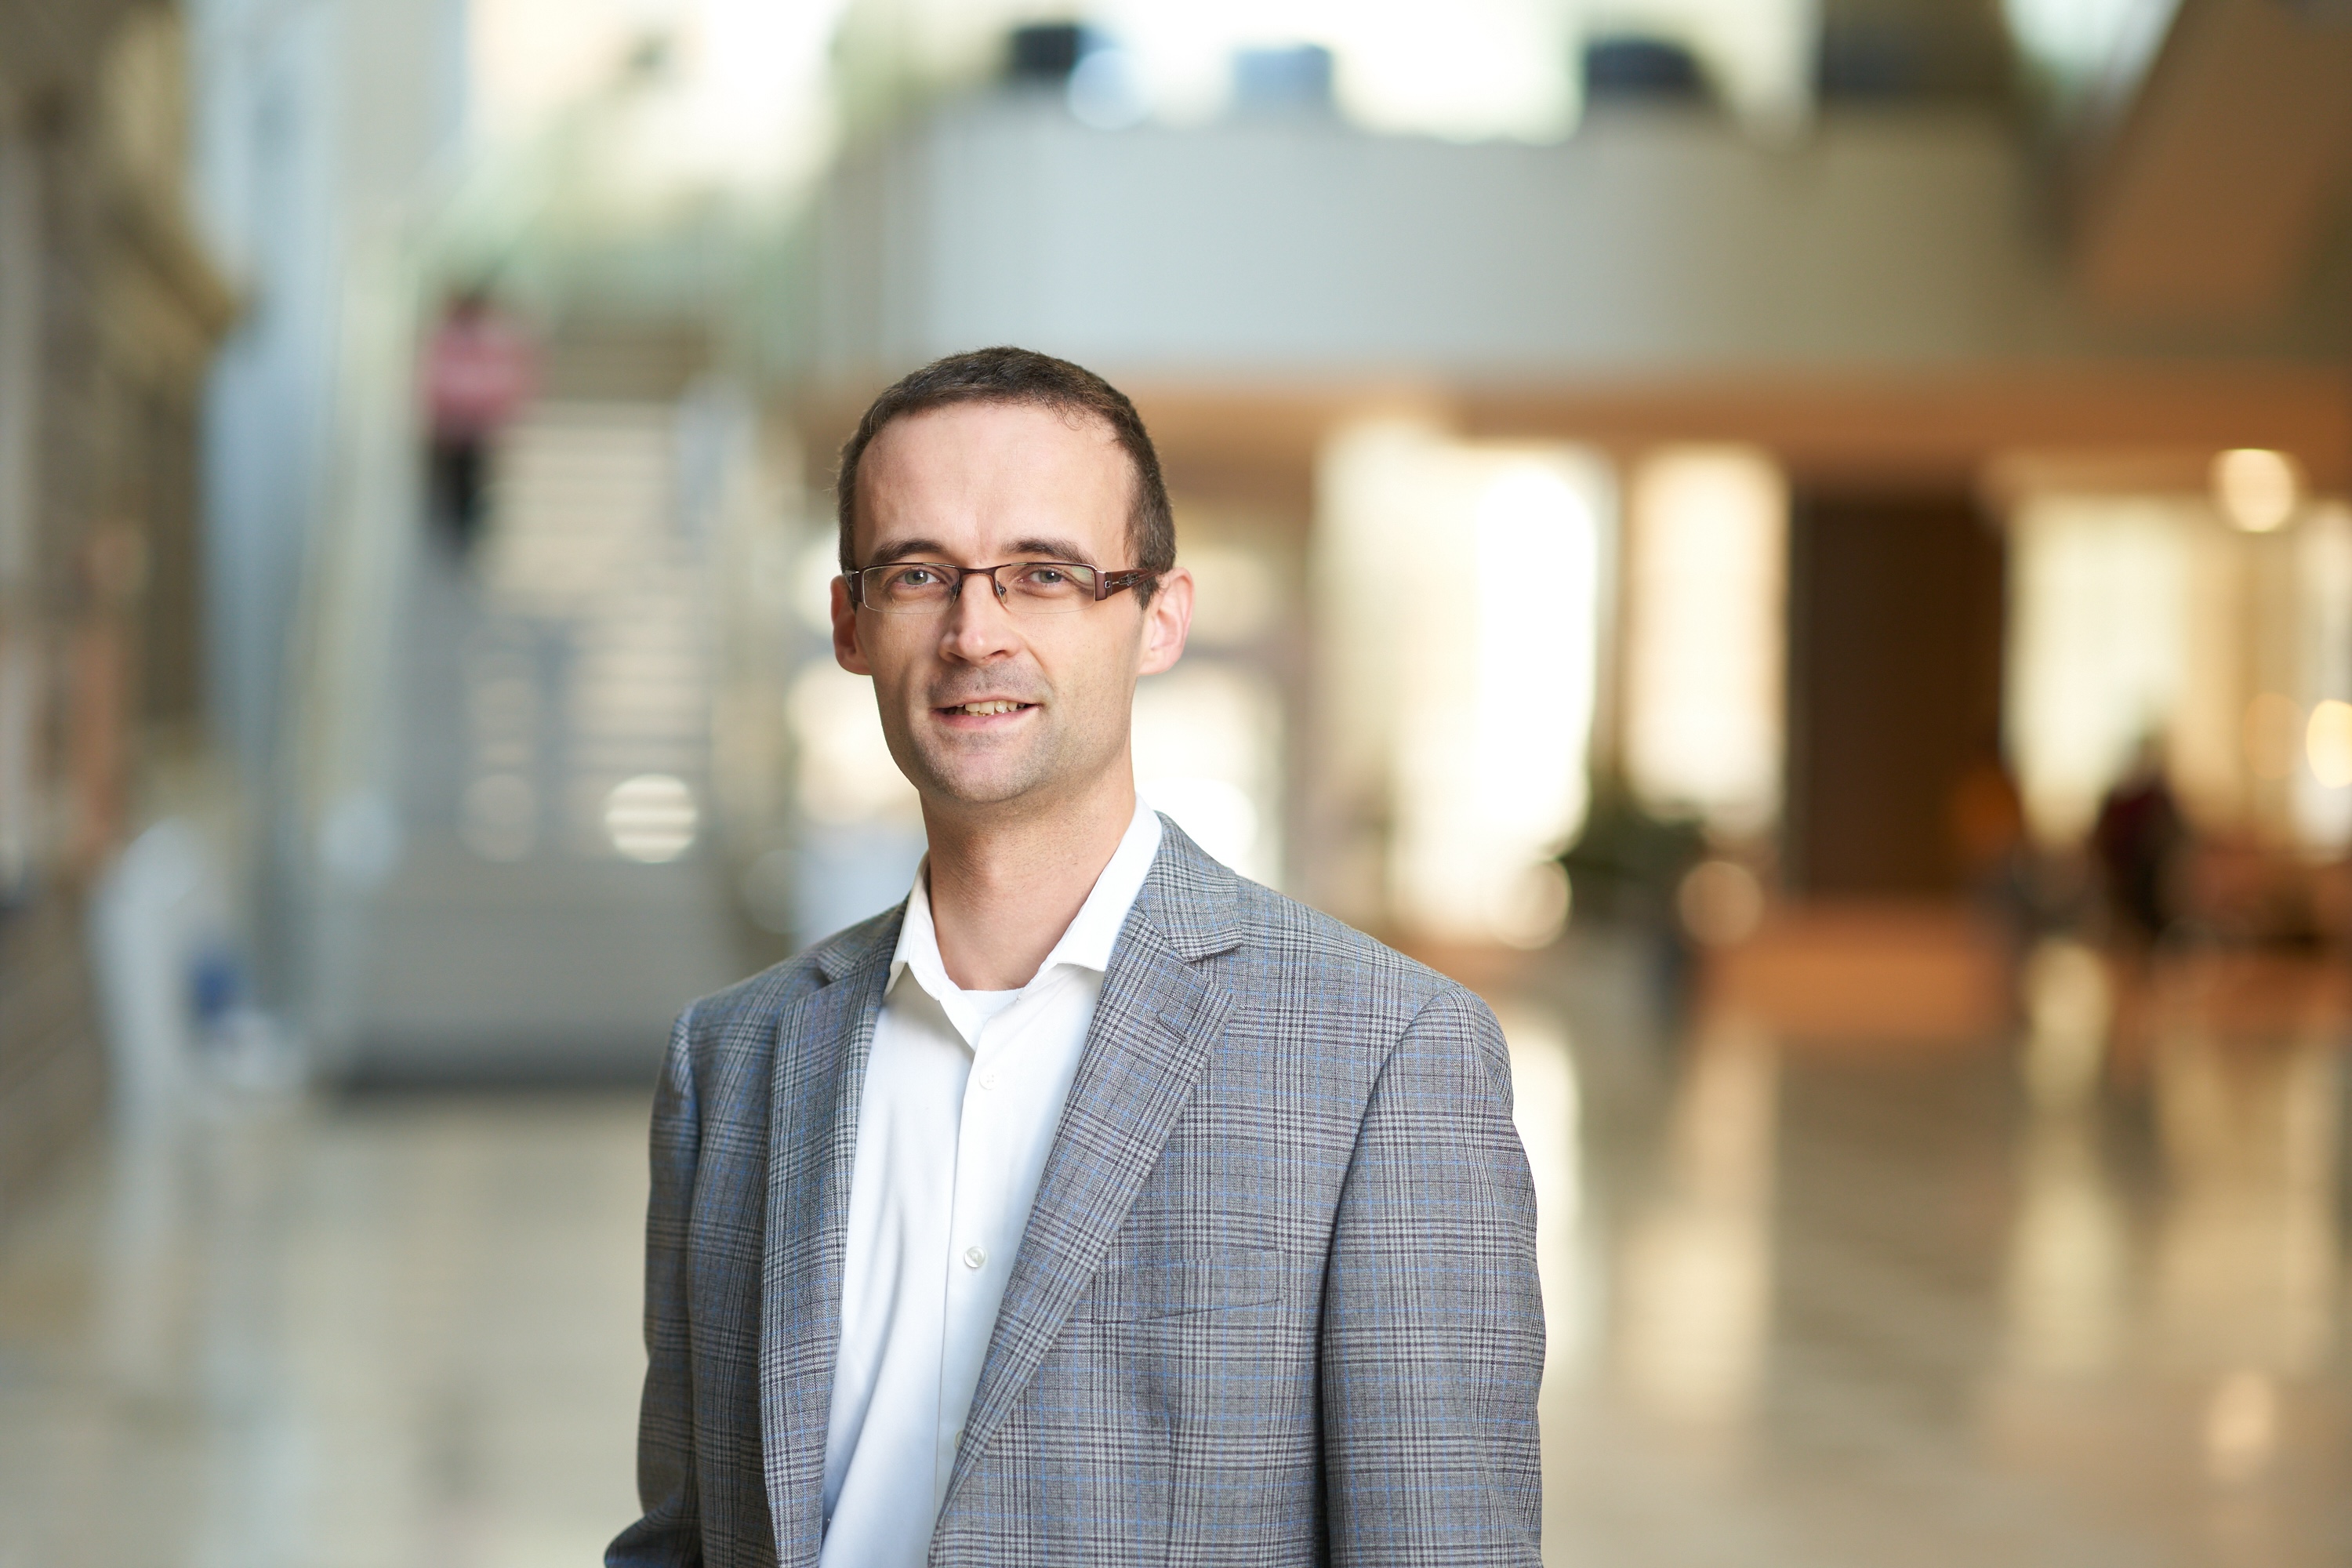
[2212,448,2301,534]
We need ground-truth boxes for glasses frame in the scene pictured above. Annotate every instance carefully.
[848,560,1160,615]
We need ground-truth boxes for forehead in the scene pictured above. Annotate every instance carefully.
[855,400,1131,555]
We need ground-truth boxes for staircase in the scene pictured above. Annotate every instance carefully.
[343,401,750,1083]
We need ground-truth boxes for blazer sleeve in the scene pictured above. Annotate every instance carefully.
[1319,984,1545,1564]
[607,1007,705,1567]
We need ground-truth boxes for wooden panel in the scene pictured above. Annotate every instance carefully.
[1787,487,2006,898]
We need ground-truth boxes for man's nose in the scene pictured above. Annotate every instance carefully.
[938,572,1019,660]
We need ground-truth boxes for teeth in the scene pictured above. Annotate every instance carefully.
[957,700,1022,715]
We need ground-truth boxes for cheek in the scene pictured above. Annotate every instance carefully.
[1054,633,1142,720]
[861,648,927,724]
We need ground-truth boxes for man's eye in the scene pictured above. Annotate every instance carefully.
[894,567,940,587]
[1025,567,1067,586]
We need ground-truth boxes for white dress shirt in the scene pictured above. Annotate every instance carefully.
[818,800,1163,1568]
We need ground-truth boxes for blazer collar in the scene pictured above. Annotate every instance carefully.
[807,904,904,986]
[1131,813,1246,962]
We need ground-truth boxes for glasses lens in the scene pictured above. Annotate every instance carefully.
[865,564,956,613]
[1002,562,1096,615]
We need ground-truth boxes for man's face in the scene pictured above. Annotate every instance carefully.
[832,401,1192,818]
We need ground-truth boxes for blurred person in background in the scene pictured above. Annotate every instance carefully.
[607,347,1543,1567]
[2091,735,2187,950]
[420,288,535,557]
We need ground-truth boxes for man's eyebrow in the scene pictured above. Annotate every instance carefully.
[1008,536,1097,564]
[861,535,1102,567]
[864,537,951,566]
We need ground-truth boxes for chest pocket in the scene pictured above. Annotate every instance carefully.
[1073,1245,1285,1322]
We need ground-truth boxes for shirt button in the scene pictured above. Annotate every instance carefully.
[978,1068,1000,1091]
[964,1245,987,1269]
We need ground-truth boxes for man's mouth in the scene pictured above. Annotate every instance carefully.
[938,699,1035,717]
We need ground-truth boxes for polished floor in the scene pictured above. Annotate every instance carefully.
[2,947,2347,1566]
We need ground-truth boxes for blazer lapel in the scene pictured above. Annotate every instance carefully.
[758,912,900,1566]
[940,828,1241,1508]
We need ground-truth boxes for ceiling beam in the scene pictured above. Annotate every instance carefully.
[2074,0,2352,321]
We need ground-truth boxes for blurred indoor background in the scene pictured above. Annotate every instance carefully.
[4,0,2352,1563]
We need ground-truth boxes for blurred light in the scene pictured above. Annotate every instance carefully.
[1315,425,1606,935]
[1622,446,1787,837]
[2020,937,2111,1113]
[1400,452,1601,940]
[2211,448,2301,535]
[2205,1372,2278,1483]
[1497,1001,1595,1377]
[2002,1124,2133,1379]
[836,0,1815,141]
[2309,701,2352,789]
[1098,0,1581,139]
[1472,463,1598,849]
[1620,1013,1777,1432]
[463,774,538,862]
[2242,692,2302,782]
[604,773,698,861]
[2296,511,2352,850]
[2002,0,2173,97]
[2005,495,2190,843]
[473,0,848,191]
[1067,47,1149,129]
[1676,858,1764,949]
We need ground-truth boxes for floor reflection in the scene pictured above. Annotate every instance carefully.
[2,953,2348,1566]
[1616,1011,1778,1447]
[0,1092,645,1568]
[2003,937,2131,1380]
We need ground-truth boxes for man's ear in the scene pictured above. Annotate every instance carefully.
[832,575,871,674]
[1136,567,1192,677]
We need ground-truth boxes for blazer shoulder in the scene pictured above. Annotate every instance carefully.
[1222,873,1477,1020]
[677,903,902,1050]
[1217,880,1512,1104]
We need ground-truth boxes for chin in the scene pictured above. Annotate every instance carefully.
[914,754,1055,810]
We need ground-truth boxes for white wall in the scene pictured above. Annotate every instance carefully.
[806,96,2099,387]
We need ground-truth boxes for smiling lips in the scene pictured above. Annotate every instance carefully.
[939,699,1035,717]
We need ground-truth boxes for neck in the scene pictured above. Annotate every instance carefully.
[920,768,1138,991]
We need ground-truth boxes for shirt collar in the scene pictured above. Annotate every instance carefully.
[891,797,1163,1000]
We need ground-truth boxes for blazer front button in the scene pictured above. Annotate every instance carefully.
[964,1245,987,1269]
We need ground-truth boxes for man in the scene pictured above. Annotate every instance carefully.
[608,347,1542,1567]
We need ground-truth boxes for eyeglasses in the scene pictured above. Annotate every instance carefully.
[848,560,1158,616]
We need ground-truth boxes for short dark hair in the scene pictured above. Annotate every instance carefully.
[834,347,1175,595]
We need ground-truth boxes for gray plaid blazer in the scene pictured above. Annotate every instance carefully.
[608,819,1543,1566]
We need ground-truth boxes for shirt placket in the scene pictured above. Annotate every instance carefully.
[935,980,1036,1497]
